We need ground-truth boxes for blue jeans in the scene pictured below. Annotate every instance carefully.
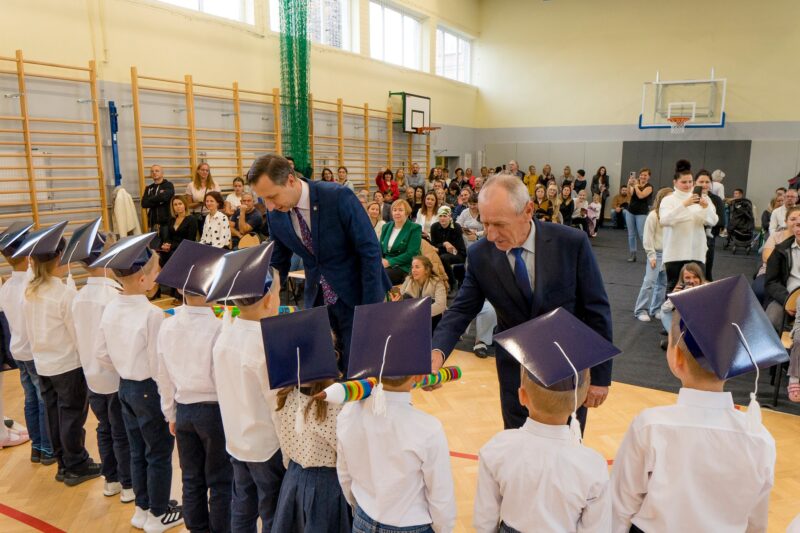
[623,211,647,253]
[352,507,434,533]
[17,360,52,454]
[230,451,285,533]
[633,252,667,317]
[475,301,497,346]
[118,378,174,516]
[88,391,131,488]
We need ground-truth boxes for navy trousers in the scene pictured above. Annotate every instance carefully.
[318,295,354,374]
[39,367,91,471]
[118,378,174,516]
[175,402,232,533]
[230,451,285,533]
[88,391,132,487]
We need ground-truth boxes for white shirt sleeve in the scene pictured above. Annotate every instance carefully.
[61,285,79,348]
[156,326,177,423]
[473,448,502,533]
[336,429,355,507]
[769,209,780,235]
[146,309,169,420]
[423,428,457,533]
[610,423,648,533]
[642,214,657,261]
[659,196,694,226]
[95,317,114,370]
[578,475,612,533]
[702,200,719,226]
[746,445,775,533]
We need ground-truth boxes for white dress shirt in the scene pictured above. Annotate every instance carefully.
[786,240,800,295]
[290,179,311,241]
[769,205,787,235]
[277,388,342,469]
[72,277,122,394]
[212,317,280,463]
[22,277,80,376]
[658,190,718,263]
[611,388,775,533]
[474,418,610,533]
[0,271,33,362]
[505,221,535,290]
[157,305,222,423]
[415,211,436,235]
[336,391,456,532]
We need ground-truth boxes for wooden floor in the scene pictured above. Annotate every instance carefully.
[1,350,799,532]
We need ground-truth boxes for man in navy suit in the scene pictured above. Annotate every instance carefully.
[248,155,391,371]
[431,174,613,430]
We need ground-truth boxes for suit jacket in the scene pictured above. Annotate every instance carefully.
[765,235,794,306]
[269,180,391,309]
[141,179,175,227]
[432,220,614,386]
[380,220,422,274]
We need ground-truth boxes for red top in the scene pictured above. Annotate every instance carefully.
[376,172,400,201]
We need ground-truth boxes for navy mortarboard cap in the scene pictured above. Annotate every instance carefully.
[261,306,338,390]
[205,241,275,304]
[0,221,34,256]
[494,307,620,392]
[61,218,105,266]
[669,275,787,380]
[347,298,432,381]
[11,221,68,259]
[156,240,226,296]
[88,233,156,276]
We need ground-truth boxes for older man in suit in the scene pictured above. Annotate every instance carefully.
[248,155,391,371]
[431,174,613,430]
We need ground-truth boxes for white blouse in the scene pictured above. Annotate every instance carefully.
[225,192,242,211]
[186,182,222,214]
[200,211,231,248]
[456,208,484,236]
[277,388,342,469]
[415,211,436,235]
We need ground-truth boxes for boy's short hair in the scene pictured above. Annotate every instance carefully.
[521,368,590,419]
[230,267,280,308]
[669,308,719,381]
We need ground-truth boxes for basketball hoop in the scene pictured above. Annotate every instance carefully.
[414,126,441,135]
[667,116,691,134]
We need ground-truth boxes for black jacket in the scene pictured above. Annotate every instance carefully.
[708,193,726,236]
[765,235,796,306]
[141,179,175,227]
[165,216,198,249]
[430,221,466,259]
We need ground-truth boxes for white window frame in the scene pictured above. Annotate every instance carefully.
[151,0,255,25]
[435,26,472,84]
[269,0,354,52]
[369,1,423,71]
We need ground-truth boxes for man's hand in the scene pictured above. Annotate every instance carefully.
[382,258,390,268]
[423,350,446,391]
[169,422,176,436]
[583,385,609,408]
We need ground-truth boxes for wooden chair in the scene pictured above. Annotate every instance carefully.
[237,233,261,249]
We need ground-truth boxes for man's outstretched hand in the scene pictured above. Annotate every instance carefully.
[583,385,609,408]
[423,350,446,391]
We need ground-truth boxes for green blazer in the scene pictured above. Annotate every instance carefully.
[380,220,422,273]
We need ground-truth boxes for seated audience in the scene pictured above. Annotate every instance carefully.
[430,206,466,290]
[416,191,439,239]
[356,190,369,211]
[474,176,484,194]
[395,168,406,189]
[453,187,472,219]
[373,190,391,222]
[390,255,448,329]
[224,177,245,215]
[376,168,399,201]
[411,186,425,218]
[587,193,602,236]
[560,165,574,188]
[456,193,484,246]
[659,262,706,335]
[558,185,574,224]
[465,168,476,188]
[366,201,386,240]
[446,181,460,206]
[159,195,198,265]
[199,191,231,248]
[611,186,630,229]
[186,162,221,234]
[320,167,335,182]
[523,165,538,197]
[337,166,354,191]
[573,169,588,195]
[539,164,556,186]
[546,184,562,223]
[403,186,415,207]
[229,192,263,248]
[435,189,448,208]
[572,189,590,236]
[765,214,800,332]
[769,188,797,235]
[532,185,553,222]
[759,206,800,277]
[380,199,422,285]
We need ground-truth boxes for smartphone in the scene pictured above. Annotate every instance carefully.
[692,185,703,196]
[629,171,636,179]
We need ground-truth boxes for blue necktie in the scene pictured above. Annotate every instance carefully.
[512,247,533,307]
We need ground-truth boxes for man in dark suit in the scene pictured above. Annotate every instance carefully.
[140,164,174,245]
[431,174,613,430]
[248,155,392,371]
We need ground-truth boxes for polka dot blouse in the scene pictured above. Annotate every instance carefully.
[277,388,342,468]
[200,211,231,248]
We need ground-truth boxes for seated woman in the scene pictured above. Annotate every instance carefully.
[415,191,439,239]
[571,189,591,236]
[337,166,354,190]
[366,201,386,240]
[224,176,245,216]
[376,169,399,201]
[320,167,335,182]
[411,186,425,219]
[380,199,422,285]
[546,183,562,223]
[532,184,553,222]
[558,184,574,225]
[430,206,467,290]
[159,195,197,265]
[390,255,448,329]
[199,191,231,248]
[456,193,484,247]
[446,181,460,206]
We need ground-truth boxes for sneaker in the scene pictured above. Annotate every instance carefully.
[131,506,149,529]
[143,506,184,533]
[121,487,136,503]
[39,452,57,466]
[0,430,29,449]
[104,481,122,497]
[55,468,65,482]
[635,313,651,322]
[3,418,12,429]
[627,252,636,262]
[660,339,668,351]
[31,449,41,463]
[473,342,488,358]
[64,461,102,487]
[654,311,662,320]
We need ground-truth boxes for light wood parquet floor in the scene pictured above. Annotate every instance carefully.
[1,350,798,532]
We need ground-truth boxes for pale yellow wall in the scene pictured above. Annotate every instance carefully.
[0,0,479,126]
[474,0,800,128]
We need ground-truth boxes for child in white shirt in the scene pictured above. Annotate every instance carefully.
[587,193,602,237]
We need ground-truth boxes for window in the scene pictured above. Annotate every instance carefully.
[269,0,353,51]
[155,0,255,24]
[369,2,421,70]
[436,27,471,83]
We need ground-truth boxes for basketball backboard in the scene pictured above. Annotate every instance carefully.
[639,70,726,130]
[389,91,431,133]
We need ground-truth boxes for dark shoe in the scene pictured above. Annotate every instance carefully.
[40,452,58,466]
[64,461,102,487]
[3,418,13,429]
[659,329,668,337]
[55,468,65,482]
[627,252,636,262]
[660,339,668,351]
[31,449,41,463]
[473,342,489,359]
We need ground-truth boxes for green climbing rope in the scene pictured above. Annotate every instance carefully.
[279,0,311,176]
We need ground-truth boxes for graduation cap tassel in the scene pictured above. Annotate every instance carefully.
[176,265,195,324]
[65,246,77,291]
[731,323,762,432]
[25,238,39,282]
[294,347,307,434]
[553,341,583,444]
[220,271,241,332]
[371,335,392,416]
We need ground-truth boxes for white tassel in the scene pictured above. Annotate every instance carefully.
[731,322,763,433]
[554,341,582,444]
[65,273,76,291]
[220,271,240,333]
[569,413,583,445]
[371,335,392,416]
[25,260,34,282]
[176,265,195,326]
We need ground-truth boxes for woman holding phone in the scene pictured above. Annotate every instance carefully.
[659,159,718,292]
[624,168,654,262]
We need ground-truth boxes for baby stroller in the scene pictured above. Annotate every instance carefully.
[724,198,756,254]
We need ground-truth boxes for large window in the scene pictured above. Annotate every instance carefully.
[369,2,421,70]
[436,27,471,83]
[156,0,255,25]
[269,0,353,51]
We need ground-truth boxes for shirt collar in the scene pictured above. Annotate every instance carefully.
[792,239,800,250]
[118,294,151,304]
[181,305,217,317]
[507,221,535,256]
[677,388,734,409]
[87,276,122,289]
[234,317,263,331]
[521,418,572,440]
[297,179,310,211]
[384,391,412,404]
[10,270,27,280]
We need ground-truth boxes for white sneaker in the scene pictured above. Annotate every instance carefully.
[654,311,662,320]
[131,506,148,529]
[103,481,122,497]
[636,313,651,322]
[121,488,136,503]
[143,507,184,533]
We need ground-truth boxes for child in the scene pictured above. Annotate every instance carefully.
[92,233,183,532]
[337,298,456,533]
[611,276,781,532]
[475,307,617,532]
[15,221,101,484]
[155,240,231,533]
[209,242,286,532]
[263,307,351,532]
[0,222,48,454]
[67,219,134,502]
[587,192,602,237]
[572,189,590,237]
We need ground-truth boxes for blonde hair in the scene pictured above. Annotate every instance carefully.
[390,199,412,217]
[276,378,335,423]
[669,308,719,381]
[171,195,191,217]
[521,368,590,419]
[192,162,216,190]
[652,187,673,221]
[25,256,60,298]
